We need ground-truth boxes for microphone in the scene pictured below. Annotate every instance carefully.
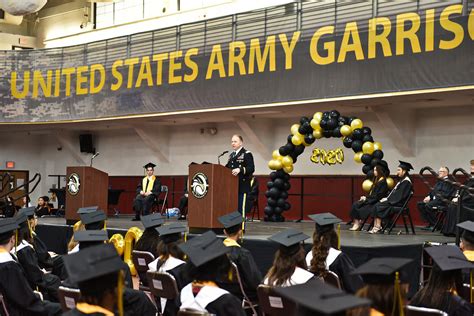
[90,152,100,167]
[217,150,229,165]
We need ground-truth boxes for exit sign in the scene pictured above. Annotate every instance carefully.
[5,161,15,168]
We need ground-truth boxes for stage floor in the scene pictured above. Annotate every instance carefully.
[39,216,454,247]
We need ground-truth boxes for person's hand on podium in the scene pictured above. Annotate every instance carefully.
[232,168,240,176]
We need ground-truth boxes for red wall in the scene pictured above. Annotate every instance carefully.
[108,174,450,226]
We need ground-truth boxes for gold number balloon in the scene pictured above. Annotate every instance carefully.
[123,227,143,276]
[110,233,125,256]
[310,148,344,165]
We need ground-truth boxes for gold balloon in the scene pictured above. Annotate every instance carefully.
[340,125,352,137]
[313,112,323,121]
[362,142,375,155]
[290,124,300,135]
[283,165,294,173]
[274,159,283,170]
[291,134,303,146]
[268,160,276,170]
[350,119,363,131]
[310,119,320,130]
[110,233,125,256]
[123,227,143,276]
[313,129,323,139]
[272,150,280,160]
[282,156,294,168]
[386,177,395,189]
[354,152,363,163]
[374,142,383,151]
[362,179,374,193]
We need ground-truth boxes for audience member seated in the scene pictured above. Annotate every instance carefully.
[349,162,389,231]
[80,209,107,230]
[217,211,262,300]
[442,160,474,236]
[21,195,33,208]
[264,228,314,287]
[178,231,245,316]
[410,245,474,315]
[0,218,62,316]
[13,211,61,302]
[306,213,363,293]
[35,195,51,217]
[148,223,187,316]
[370,161,414,234]
[1,195,16,217]
[417,166,456,230]
[352,257,411,316]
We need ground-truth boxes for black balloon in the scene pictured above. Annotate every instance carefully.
[283,181,291,191]
[267,197,277,207]
[269,187,280,199]
[289,152,298,163]
[348,116,357,123]
[362,164,372,174]
[351,140,363,152]
[274,207,283,215]
[301,122,313,134]
[338,116,349,125]
[267,181,274,189]
[304,134,315,145]
[279,145,290,157]
[280,191,288,199]
[370,158,381,168]
[372,150,384,159]
[330,110,340,119]
[352,128,363,140]
[275,170,286,178]
[273,178,285,190]
[277,198,286,208]
[270,171,277,181]
[362,135,374,143]
[300,116,310,124]
[283,202,291,210]
[294,145,305,156]
[322,111,330,119]
[287,134,293,143]
[283,173,290,181]
[332,127,342,138]
[323,130,332,138]
[264,206,274,216]
[343,136,353,148]
[367,170,375,179]
[361,153,373,165]
[326,118,338,130]
[319,119,328,130]
[362,127,372,135]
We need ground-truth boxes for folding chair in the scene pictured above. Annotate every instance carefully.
[146,271,180,300]
[257,284,296,316]
[58,286,81,312]
[158,185,169,218]
[459,283,473,303]
[250,199,260,221]
[0,293,9,316]
[404,305,447,316]
[178,309,210,316]
[382,191,415,235]
[230,261,258,315]
[323,270,342,289]
[131,250,155,291]
[430,206,447,232]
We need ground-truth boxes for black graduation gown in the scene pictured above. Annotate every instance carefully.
[218,244,262,301]
[63,310,109,316]
[374,178,413,218]
[33,234,68,280]
[0,253,61,316]
[225,147,255,194]
[206,295,246,316]
[411,292,473,316]
[15,241,61,302]
[442,178,474,236]
[350,179,389,220]
[135,177,161,197]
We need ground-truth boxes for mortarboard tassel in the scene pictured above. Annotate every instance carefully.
[337,224,341,250]
[103,221,107,230]
[392,271,404,316]
[27,220,33,240]
[470,270,473,304]
[117,270,124,316]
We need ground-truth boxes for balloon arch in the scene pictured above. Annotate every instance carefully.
[264,110,394,222]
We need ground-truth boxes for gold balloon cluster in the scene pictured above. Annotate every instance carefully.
[310,148,344,165]
[362,177,396,193]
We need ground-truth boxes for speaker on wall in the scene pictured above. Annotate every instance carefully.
[79,134,95,154]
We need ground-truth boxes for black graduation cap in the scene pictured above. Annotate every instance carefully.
[218,211,243,231]
[77,206,99,215]
[14,212,28,227]
[308,213,342,235]
[0,218,19,240]
[274,278,371,315]
[74,230,108,243]
[63,243,124,284]
[351,257,412,284]
[398,160,414,171]
[156,223,186,244]
[268,228,309,252]
[18,207,35,219]
[143,162,156,169]
[425,245,474,271]
[141,213,165,229]
[79,210,107,230]
[457,221,474,244]
[178,231,228,267]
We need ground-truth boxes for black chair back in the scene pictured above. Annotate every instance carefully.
[257,284,296,316]
[323,270,342,289]
[147,271,180,300]
[58,286,81,312]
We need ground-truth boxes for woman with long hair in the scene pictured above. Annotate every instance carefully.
[410,245,474,316]
[35,196,51,217]
[306,213,363,293]
[349,163,389,231]
[264,228,314,287]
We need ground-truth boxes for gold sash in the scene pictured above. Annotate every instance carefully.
[142,176,156,193]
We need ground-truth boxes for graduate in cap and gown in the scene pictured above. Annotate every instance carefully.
[147,222,187,316]
[351,257,412,316]
[0,218,62,315]
[458,220,474,261]
[371,161,414,234]
[133,213,164,286]
[67,207,99,254]
[217,211,262,301]
[264,228,315,287]
[410,245,474,315]
[306,213,363,294]
[178,231,245,316]
[133,162,161,221]
[69,210,107,255]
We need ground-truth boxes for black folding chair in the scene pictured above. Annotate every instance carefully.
[323,270,342,289]
[58,286,81,312]
[382,191,415,235]
[257,284,296,316]
[230,261,258,315]
[132,250,155,291]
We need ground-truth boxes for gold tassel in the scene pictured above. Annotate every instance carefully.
[337,224,341,250]
[470,270,473,304]
[117,270,124,316]
[392,271,404,316]
[103,221,107,230]
[15,230,18,254]
[184,232,187,242]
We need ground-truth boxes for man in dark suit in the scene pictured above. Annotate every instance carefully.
[417,166,456,230]
[225,135,255,217]
[132,162,161,221]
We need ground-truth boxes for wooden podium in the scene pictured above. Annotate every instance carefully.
[65,166,109,224]
[188,163,238,233]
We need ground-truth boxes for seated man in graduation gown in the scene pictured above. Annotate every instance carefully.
[370,161,414,234]
[417,166,456,230]
[217,211,262,301]
[133,162,161,221]
[0,218,62,315]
